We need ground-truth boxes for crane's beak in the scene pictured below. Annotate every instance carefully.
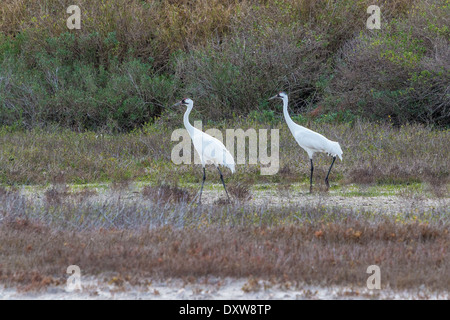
[171,101,182,108]
[268,95,278,101]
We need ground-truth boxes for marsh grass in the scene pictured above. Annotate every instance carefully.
[43,185,98,206]
[0,188,448,291]
[228,181,253,202]
[142,183,193,204]
[0,121,448,189]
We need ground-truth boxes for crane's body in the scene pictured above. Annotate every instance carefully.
[270,92,343,192]
[183,105,235,172]
[174,98,235,202]
[282,96,342,161]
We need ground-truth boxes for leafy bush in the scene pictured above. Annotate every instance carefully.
[0,0,448,129]
[0,32,177,130]
[330,2,450,126]
[175,28,328,119]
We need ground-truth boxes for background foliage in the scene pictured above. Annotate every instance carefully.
[0,0,448,130]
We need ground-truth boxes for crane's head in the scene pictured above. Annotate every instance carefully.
[172,98,193,108]
[268,92,287,101]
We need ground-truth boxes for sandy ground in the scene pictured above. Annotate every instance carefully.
[18,182,449,214]
[201,190,448,213]
[1,277,448,300]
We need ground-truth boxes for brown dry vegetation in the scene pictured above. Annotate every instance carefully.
[142,183,193,203]
[1,212,449,291]
[0,188,449,291]
[228,181,253,202]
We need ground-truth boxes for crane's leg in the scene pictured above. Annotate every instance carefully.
[309,158,314,193]
[325,156,336,190]
[198,167,206,203]
[217,166,231,201]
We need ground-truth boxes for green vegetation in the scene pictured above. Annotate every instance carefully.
[0,0,449,130]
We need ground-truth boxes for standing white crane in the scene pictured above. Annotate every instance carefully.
[172,98,235,203]
[269,92,343,193]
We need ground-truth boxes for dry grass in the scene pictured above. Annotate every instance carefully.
[0,208,448,291]
[0,121,448,187]
[142,183,193,203]
[228,181,252,202]
[0,187,449,291]
[44,185,97,206]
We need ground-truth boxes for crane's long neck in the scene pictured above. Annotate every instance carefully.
[183,104,195,136]
[282,97,296,131]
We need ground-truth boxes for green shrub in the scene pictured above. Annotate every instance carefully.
[175,27,328,120]
[1,0,448,129]
[0,32,178,131]
[329,3,450,126]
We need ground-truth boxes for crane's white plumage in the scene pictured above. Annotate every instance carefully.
[181,98,235,173]
[173,98,235,202]
[270,92,342,191]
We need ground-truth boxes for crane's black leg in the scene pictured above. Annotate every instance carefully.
[217,166,230,201]
[199,167,206,203]
[309,158,314,193]
[325,156,336,190]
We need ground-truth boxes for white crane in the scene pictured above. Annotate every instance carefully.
[172,98,235,203]
[269,92,343,193]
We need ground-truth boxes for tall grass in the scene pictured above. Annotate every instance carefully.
[0,120,448,186]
